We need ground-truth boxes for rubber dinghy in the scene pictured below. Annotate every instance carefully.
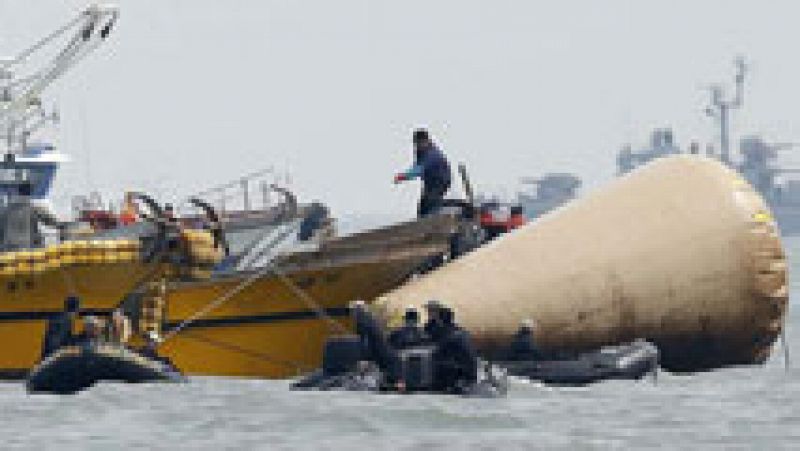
[27,342,185,394]
[501,340,659,386]
[291,337,508,398]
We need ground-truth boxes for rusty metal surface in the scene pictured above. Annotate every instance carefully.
[374,156,789,371]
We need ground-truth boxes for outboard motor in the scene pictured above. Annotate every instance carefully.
[321,335,363,376]
[398,346,436,391]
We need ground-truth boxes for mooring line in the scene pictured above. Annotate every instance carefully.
[160,259,283,343]
[271,266,350,335]
[177,331,312,374]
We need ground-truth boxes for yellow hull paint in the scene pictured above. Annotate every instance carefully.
[0,215,455,378]
[0,262,155,376]
[161,259,415,378]
[161,319,352,378]
[0,257,420,378]
[0,321,46,376]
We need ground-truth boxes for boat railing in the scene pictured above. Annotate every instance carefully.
[179,167,296,219]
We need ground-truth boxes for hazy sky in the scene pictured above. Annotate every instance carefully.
[2,1,799,222]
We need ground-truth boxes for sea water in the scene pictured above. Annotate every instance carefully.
[2,239,800,450]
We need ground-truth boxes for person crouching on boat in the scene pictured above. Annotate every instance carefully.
[394,129,452,218]
[78,315,105,341]
[432,306,479,393]
[505,318,543,362]
[107,309,132,344]
[422,299,448,342]
[41,296,82,358]
[388,306,428,351]
[349,300,401,387]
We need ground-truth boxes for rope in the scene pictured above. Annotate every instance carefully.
[271,266,349,335]
[160,259,282,343]
[160,257,351,343]
[235,220,300,270]
[176,331,312,374]
[160,238,350,345]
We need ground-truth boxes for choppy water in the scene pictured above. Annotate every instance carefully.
[3,241,800,450]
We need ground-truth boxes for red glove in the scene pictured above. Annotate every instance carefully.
[394,173,407,184]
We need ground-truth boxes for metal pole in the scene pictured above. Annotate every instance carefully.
[261,181,270,209]
[720,104,729,165]
[241,179,250,212]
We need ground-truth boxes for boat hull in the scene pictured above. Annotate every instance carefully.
[27,343,184,394]
[160,258,422,378]
[0,215,456,378]
[0,261,154,378]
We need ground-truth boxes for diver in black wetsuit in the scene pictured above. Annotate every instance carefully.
[422,299,446,343]
[41,296,81,358]
[506,319,544,362]
[432,307,479,393]
[349,300,400,385]
[388,306,428,351]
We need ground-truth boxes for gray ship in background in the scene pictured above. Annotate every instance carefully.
[618,129,800,235]
[514,58,800,235]
[515,173,582,219]
[618,58,800,235]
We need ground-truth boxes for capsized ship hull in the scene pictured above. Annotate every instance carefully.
[375,156,788,372]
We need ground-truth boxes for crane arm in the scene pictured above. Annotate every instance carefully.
[0,4,118,152]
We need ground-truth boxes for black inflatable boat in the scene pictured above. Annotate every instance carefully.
[501,340,659,386]
[27,342,185,394]
[291,336,507,398]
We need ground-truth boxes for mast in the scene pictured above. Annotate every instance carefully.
[704,57,746,166]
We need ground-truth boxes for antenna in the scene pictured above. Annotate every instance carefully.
[704,57,747,166]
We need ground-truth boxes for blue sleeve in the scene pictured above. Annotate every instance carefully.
[400,164,423,180]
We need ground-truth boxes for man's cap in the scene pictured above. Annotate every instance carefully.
[520,318,535,330]
[404,305,419,321]
[423,299,443,311]
[413,128,429,143]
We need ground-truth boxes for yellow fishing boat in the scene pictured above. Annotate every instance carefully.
[0,5,461,379]
[0,211,456,378]
[160,215,456,378]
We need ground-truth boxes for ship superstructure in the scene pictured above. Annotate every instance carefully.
[0,5,117,248]
[616,58,800,234]
[512,173,582,220]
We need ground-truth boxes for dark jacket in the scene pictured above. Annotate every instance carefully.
[388,325,428,350]
[506,329,543,361]
[433,325,479,391]
[41,313,75,358]
[424,318,446,343]
[418,144,452,194]
[353,308,399,382]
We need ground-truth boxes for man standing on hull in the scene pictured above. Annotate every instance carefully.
[394,129,453,217]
